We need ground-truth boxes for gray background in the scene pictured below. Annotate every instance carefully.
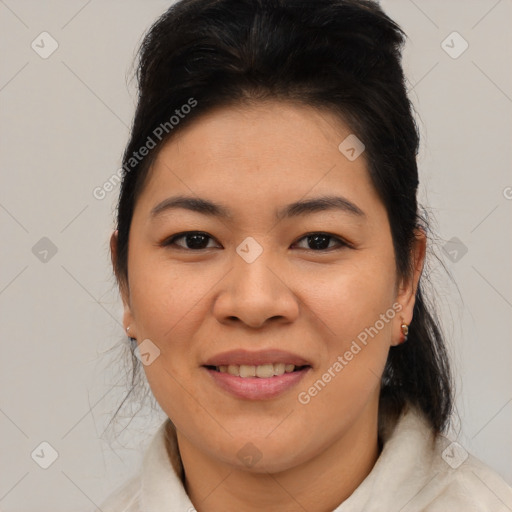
[1,0,511,510]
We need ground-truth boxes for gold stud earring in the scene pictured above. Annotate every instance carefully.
[400,321,409,343]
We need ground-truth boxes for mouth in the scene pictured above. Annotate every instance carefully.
[201,350,312,400]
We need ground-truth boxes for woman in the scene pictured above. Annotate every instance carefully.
[102,0,512,510]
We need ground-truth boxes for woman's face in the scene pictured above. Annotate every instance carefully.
[115,100,424,473]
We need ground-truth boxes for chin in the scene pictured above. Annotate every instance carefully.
[215,433,312,474]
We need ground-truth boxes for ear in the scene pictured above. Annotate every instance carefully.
[391,227,427,346]
[110,230,137,338]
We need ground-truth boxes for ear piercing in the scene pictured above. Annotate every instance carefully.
[400,320,409,343]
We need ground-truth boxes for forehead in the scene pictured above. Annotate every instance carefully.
[135,101,383,222]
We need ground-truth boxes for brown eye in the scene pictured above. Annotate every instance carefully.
[162,231,219,250]
[293,233,348,251]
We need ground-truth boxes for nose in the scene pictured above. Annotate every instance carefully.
[213,248,300,329]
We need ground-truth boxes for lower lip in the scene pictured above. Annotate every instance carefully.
[203,367,311,400]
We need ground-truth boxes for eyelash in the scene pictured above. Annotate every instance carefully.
[160,231,352,252]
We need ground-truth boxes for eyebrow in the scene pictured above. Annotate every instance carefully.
[150,194,366,221]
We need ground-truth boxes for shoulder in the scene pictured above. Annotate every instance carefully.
[343,405,512,511]
[422,442,512,512]
[98,474,142,512]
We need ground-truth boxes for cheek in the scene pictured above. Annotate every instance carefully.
[128,249,215,343]
[294,270,395,433]
[303,252,397,345]
[297,250,397,403]
[126,251,220,413]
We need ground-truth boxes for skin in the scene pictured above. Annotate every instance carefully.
[111,100,426,512]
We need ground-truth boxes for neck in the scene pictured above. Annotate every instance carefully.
[174,402,381,512]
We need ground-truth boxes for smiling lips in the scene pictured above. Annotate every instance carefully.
[202,349,312,400]
[203,348,311,368]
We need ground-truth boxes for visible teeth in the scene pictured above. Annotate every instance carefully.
[239,364,256,377]
[227,365,240,376]
[256,364,274,378]
[216,363,298,378]
[274,363,285,376]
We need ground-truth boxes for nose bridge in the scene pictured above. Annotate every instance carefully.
[234,242,278,295]
[213,237,299,327]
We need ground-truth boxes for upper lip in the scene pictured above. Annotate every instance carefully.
[203,349,312,367]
